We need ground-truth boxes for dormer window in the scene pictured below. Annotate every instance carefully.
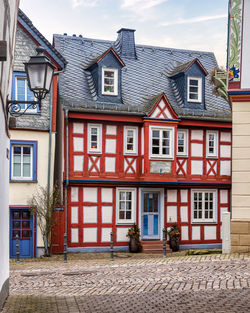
[102,68,118,96]
[187,77,202,102]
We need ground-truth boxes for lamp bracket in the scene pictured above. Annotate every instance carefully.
[6,96,41,117]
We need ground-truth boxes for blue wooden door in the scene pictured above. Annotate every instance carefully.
[142,193,160,239]
[10,209,34,258]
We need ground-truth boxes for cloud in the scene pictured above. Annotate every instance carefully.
[121,0,167,12]
[71,0,98,8]
[160,14,227,27]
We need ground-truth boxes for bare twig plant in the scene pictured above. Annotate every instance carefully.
[29,185,61,257]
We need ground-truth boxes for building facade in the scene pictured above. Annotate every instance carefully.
[9,10,66,258]
[53,28,232,253]
[0,0,20,308]
[228,0,250,252]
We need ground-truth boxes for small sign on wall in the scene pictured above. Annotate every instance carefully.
[150,161,171,174]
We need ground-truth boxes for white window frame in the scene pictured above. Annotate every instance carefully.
[87,124,102,154]
[102,67,118,96]
[206,130,218,158]
[177,129,188,157]
[15,76,37,113]
[116,187,136,224]
[11,144,33,181]
[187,76,202,103]
[149,126,174,160]
[191,189,217,223]
[124,126,138,155]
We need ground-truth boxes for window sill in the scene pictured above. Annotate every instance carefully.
[88,151,102,155]
[206,156,218,159]
[177,154,188,158]
[116,221,135,225]
[191,221,217,224]
[150,156,173,160]
[10,180,37,183]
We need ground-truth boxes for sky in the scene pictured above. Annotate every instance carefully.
[20,0,229,67]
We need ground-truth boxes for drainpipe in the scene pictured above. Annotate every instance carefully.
[64,108,69,262]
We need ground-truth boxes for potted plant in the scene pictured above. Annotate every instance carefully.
[127,223,141,253]
[166,224,181,252]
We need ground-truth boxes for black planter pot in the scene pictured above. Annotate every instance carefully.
[169,237,180,252]
[129,238,140,253]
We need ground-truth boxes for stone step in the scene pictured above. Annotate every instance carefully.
[141,240,172,254]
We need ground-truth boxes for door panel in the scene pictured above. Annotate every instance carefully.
[142,193,160,239]
[10,209,34,258]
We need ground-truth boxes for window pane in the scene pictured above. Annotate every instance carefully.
[14,146,21,154]
[119,211,125,219]
[152,130,159,138]
[91,128,97,135]
[162,131,169,138]
[17,78,25,87]
[23,164,31,177]
[127,144,133,151]
[162,147,169,155]
[190,86,198,92]
[127,130,133,137]
[126,201,131,210]
[126,211,131,219]
[126,192,132,200]
[190,79,198,86]
[120,192,125,200]
[190,93,198,100]
[104,86,114,92]
[120,201,125,210]
[23,155,31,164]
[104,78,114,85]
[13,155,21,163]
[22,211,30,219]
[104,71,114,78]
[13,164,21,177]
[152,147,159,154]
[23,147,31,155]
[152,139,159,146]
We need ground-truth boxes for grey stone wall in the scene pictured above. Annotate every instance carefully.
[13,26,50,130]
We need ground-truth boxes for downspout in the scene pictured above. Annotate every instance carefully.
[45,82,53,255]
[64,108,69,261]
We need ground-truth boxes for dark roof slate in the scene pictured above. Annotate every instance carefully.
[18,9,67,69]
[53,33,231,121]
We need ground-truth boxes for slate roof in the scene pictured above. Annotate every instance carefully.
[18,9,67,69]
[53,33,231,121]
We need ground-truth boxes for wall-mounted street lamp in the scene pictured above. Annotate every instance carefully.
[7,46,56,117]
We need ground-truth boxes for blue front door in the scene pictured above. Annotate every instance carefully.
[10,208,34,258]
[142,192,160,239]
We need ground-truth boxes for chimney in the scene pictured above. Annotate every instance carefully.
[115,28,136,59]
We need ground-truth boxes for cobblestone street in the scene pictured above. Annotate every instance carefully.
[2,253,250,312]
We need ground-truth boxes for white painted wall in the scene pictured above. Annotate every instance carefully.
[0,0,19,306]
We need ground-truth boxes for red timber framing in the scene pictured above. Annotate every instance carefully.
[63,106,232,249]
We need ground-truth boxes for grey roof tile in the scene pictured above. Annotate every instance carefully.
[53,34,231,121]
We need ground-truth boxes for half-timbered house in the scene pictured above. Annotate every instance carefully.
[53,28,232,253]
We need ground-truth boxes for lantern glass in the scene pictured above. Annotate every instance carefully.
[45,65,54,91]
[27,63,46,92]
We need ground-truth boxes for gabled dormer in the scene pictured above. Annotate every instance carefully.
[169,58,208,110]
[86,47,125,103]
[146,93,179,120]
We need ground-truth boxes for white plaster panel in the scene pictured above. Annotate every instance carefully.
[220,207,228,222]
[74,155,84,172]
[88,157,100,172]
[105,139,116,154]
[83,228,97,243]
[204,226,217,240]
[192,226,200,240]
[191,143,203,157]
[101,228,112,242]
[180,206,188,222]
[151,106,160,118]
[105,157,116,172]
[71,228,79,243]
[181,226,189,241]
[220,132,231,142]
[220,145,231,158]
[220,190,228,204]
[191,160,203,175]
[71,206,78,224]
[191,130,203,140]
[73,137,84,152]
[180,189,188,202]
[83,206,97,223]
[167,189,177,202]
[207,162,217,176]
[73,123,84,134]
[83,187,97,202]
[158,99,165,109]
[102,206,113,223]
[220,161,231,176]
[116,228,129,242]
[71,187,79,202]
[101,188,113,203]
[167,206,177,222]
[177,160,187,175]
[106,125,117,135]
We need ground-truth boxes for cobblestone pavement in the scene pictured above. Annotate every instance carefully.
[2,253,250,312]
